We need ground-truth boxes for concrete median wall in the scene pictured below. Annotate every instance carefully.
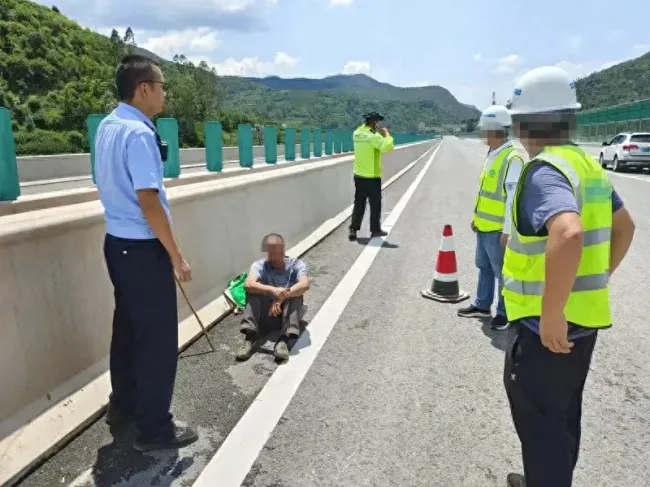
[16,144,314,182]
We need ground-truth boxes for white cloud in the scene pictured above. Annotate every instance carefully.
[191,51,299,76]
[342,60,371,75]
[413,81,429,87]
[34,0,276,32]
[472,53,482,62]
[331,0,354,5]
[633,44,650,53]
[495,54,521,74]
[141,28,221,58]
[553,60,622,81]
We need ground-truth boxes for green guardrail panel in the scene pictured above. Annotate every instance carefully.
[264,126,278,163]
[300,128,311,159]
[237,123,253,168]
[284,128,296,161]
[313,129,323,157]
[205,121,223,172]
[333,130,342,154]
[157,118,180,178]
[0,107,20,201]
[324,129,334,155]
[87,113,108,184]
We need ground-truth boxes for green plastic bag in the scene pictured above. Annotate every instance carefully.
[224,273,247,309]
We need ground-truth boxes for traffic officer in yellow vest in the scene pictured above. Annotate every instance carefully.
[457,105,524,331]
[348,112,395,241]
[502,66,636,487]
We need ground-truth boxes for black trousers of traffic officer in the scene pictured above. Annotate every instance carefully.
[350,175,382,234]
[504,322,598,487]
[104,234,178,441]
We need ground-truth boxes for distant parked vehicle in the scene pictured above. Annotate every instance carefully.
[599,133,650,172]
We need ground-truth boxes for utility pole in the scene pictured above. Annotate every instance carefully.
[492,91,496,105]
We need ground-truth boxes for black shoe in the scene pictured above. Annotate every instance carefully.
[133,423,199,452]
[457,304,491,319]
[370,229,388,238]
[105,405,132,427]
[348,230,357,241]
[490,315,510,331]
[507,473,526,487]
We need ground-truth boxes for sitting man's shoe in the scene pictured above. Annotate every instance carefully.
[507,473,526,487]
[370,229,388,238]
[235,336,256,361]
[490,315,510,331]
[348,230,357,241]
[133,422,198,452]
[274,339,290,361]
[285,324,300,338]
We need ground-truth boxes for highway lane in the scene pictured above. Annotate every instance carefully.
[17,138,648,486]
[16,141,436,487]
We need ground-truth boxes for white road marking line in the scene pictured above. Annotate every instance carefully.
[192,142,443,487]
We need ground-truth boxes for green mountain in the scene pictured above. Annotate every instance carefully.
[576,51,650,110]
[224,74,480,131]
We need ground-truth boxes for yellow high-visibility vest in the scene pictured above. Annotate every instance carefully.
[502,145,613,327]
[353,124,395,178]
[473,144,524,232]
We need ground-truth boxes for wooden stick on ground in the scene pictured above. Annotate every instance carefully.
[175,275,216,352]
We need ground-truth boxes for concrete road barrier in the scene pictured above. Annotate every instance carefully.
[16,144,321,183]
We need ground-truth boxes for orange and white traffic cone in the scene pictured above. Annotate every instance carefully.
[421,224,470,303]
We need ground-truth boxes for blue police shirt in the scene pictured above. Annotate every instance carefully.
[94,103,171,239]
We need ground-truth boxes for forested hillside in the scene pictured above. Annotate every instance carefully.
[576,51,650,110]
[0,0,260,154]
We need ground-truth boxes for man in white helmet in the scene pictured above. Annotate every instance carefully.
[501,66,636,487]
[457,104,524,332]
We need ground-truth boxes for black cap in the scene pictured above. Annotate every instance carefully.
[363,111,384,122]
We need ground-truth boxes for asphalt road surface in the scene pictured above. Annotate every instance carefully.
[16,138,649,487]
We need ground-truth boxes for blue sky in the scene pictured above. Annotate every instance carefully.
[34,0,650,109]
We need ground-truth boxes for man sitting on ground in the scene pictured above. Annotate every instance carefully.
[236,233,310,362]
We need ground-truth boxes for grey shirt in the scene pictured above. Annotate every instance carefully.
[250,256,308,289]
[516,161,623,339]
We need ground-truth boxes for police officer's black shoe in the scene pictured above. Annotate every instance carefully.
[348,230,357,241]
[133,423,199,452]
[370,229,388,238]
[506,472,526,487]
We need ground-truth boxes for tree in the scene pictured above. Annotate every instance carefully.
[51,5,60,13]
[123,27,135,55]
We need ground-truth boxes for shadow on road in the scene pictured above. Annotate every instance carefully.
[479,317,508,352]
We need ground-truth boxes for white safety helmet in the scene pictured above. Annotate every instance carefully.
[508,66,581,115]
[477,105,512,131]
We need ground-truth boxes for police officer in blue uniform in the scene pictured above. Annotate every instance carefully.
[95,55,198,452]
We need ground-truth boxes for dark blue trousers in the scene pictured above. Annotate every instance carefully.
[504,322,598,487]
[103,234,178,439]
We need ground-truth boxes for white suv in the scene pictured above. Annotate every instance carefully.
[599,132,650,172]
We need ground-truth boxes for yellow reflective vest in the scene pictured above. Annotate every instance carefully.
[502,145,613,328]
[353,124,395,178]
[473,144,524,232]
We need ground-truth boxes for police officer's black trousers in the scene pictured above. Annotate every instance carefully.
[350,175,382,233]
[104,234,178,440]
[504,322,598,487]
